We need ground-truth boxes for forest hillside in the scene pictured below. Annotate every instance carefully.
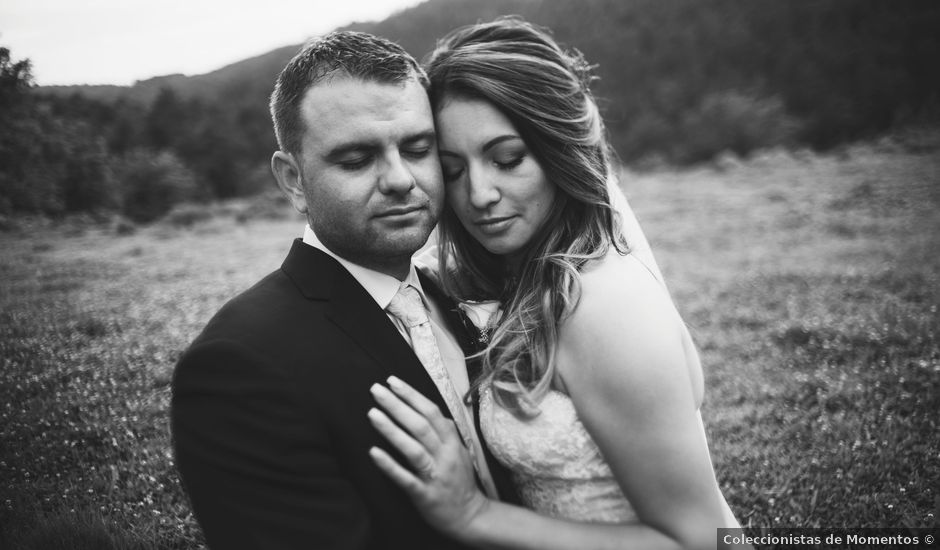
[3,0,938,220]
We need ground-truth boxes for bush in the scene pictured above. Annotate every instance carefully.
[115,149,205,223]
[161,202,214,228]
[231,161,278,197]
[235,189,299,223]
[61,135,121,213]
[113,216,136,236]
[677,90,803,164]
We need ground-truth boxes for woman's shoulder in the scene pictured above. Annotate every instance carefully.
[557,252,694,403]
[560,252,684,368]
[576,252,671,316]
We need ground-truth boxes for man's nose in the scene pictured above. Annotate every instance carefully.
[378,152,416,195]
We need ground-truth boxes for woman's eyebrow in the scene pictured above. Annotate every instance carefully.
[481,135,521,153]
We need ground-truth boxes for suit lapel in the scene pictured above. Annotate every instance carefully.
[280,239,452,419]
[282,240,519,501]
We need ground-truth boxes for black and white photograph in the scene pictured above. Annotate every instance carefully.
[1,0,938,548]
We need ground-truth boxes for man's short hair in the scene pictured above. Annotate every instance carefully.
[270,31,428,156]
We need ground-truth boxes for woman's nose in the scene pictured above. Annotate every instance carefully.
[467,168,500,209]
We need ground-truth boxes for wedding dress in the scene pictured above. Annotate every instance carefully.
[479,385,639,523]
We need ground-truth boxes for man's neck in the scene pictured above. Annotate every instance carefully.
[370,261,411,281]
[302,224,412,281]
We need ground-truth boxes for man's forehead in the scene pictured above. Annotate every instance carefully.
[299,76,433,145]
[302,75,428,113]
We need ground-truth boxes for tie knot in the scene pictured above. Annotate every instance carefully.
[387,283,428,328]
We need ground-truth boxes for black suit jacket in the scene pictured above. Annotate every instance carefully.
[171,239,516,549]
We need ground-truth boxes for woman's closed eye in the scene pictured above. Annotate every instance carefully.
[441,158,465,183]
[443,166,464,183]
[494,152,526,171]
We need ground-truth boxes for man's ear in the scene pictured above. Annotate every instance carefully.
[271,151,308,214]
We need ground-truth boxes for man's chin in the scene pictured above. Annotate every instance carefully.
[377,226,434,255]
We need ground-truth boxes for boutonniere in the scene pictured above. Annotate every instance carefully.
[456,300,501,349]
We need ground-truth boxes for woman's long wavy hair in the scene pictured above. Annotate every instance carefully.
[426,17,629,417]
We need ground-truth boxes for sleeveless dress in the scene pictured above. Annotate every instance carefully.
[479,386,639,523]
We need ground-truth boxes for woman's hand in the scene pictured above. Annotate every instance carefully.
[368,376,490,539]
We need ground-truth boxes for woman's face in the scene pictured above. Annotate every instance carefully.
[435,97,556,265]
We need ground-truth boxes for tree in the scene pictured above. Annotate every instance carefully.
[115,149,205,223]
[0,47,40,214]
[0,46,32,108]
[145,87,186,149]
[1,48,122,216]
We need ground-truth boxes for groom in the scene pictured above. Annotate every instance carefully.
[171,31,514,549]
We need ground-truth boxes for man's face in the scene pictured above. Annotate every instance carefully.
[296,76,443,275]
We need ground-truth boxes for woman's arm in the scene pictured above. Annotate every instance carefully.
[368,254,746,550]
[556,253,735,548]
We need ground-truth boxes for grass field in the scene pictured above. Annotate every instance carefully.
[1,135,938,548]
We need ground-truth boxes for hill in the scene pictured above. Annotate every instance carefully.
[40,44,300,105]
[39,0,940,162]
[7,0,937,220]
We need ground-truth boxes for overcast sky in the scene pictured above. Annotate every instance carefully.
[1,0,425,86]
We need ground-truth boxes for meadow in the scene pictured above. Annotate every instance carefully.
[1,134,938,548]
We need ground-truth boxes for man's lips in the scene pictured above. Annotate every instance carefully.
[375,205,425,218]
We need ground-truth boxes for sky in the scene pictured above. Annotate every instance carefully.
[0,0,426,86]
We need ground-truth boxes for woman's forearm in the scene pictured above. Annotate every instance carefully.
[458,499,705,550]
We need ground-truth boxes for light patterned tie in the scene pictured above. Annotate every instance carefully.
[387,283,497,497]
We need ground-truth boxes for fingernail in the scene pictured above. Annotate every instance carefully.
[387,376,403,389]
[371,384,391,398]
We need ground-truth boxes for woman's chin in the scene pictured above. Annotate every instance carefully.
[480,241,522,258]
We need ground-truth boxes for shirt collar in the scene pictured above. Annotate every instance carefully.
[302,224,425,310]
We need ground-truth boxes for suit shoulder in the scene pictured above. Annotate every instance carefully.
[178,268,320,372]
[198,269,304,332]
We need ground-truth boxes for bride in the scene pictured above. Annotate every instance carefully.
[367,17,748,550]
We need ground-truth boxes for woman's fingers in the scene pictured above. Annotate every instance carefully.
[369,446,424,495]
[368,382,491,538]
[386,376,456,436]
[370,382,446,450]
[367,407,437,476]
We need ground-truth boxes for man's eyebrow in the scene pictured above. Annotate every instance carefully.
[401,130,437,145]
[324,141,378,160]
[324,130,436,159]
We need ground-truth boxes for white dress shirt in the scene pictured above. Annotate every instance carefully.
[301,225,497,495]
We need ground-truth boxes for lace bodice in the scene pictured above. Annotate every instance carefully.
[480,386,638,523]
